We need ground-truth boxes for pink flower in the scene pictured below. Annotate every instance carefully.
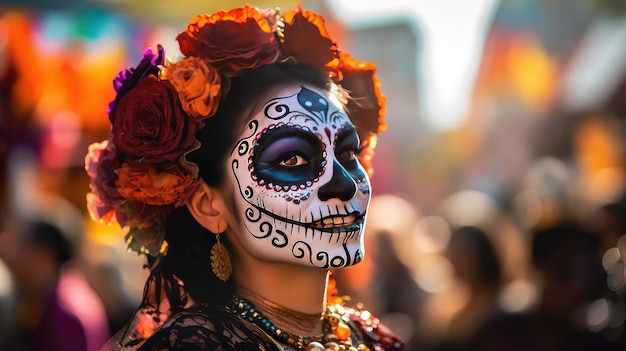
[84,139,124,225]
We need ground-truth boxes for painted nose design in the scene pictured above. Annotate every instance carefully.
[318,160,357,202]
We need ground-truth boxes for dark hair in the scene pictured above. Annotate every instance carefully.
[144,63,336,315]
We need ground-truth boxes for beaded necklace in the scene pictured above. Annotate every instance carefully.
[222,295,370,351]
[237,286,323,334]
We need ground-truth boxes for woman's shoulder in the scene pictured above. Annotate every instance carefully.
[339,304,405,351]
[138,307,279,351]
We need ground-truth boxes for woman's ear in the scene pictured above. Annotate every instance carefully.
[186,179,228,233]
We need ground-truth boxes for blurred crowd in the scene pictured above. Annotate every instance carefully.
[1,0,626,350]
[337,183,626,351]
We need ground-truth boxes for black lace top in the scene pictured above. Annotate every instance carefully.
[137,308,277,351]
[136,305,405,351]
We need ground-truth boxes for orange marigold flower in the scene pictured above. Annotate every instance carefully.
[280,6,338,77]
[177,5,280,77]
[337,51,387,136]
[165,57,222,120]
[115,162,195,206]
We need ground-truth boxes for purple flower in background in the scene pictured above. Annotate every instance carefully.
[107,44,166,123]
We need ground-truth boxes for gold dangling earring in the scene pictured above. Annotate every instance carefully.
[211,234,232,281]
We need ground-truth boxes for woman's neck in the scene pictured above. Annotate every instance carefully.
[237,285,324,336]
[232,258,330,336]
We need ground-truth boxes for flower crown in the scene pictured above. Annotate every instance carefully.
[85,5,386,256]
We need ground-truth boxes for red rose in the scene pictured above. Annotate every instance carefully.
[108,45,166,124]
[280,7,338,77]
[112,75,196,163]
[177,5,280,77]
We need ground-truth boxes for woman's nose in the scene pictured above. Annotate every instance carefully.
[317,160,357,202]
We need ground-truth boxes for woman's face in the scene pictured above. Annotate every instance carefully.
[225,84,371,268]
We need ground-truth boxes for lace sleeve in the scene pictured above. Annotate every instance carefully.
[138,309,279,351]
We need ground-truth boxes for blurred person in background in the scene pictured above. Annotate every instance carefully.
[586,190,626,257]
[0,215,110,351]
[468,222,617,351]
[423,225,503,351]
[585,190,626,346]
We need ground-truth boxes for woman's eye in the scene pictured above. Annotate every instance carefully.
[279,155,308,167]
[338,147,362,163]
[346,150,358,161]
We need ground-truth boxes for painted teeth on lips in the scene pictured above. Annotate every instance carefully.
[311,214,359,229]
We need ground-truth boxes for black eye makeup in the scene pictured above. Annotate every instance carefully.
[334,126,362,171]
[253,126,325,186]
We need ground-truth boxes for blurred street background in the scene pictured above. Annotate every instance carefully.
[1,0,625,350]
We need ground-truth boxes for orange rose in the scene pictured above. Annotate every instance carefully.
[280,7,338,77]
[115,162,195,206]
[165,57,222,120]
[177,5,279,77]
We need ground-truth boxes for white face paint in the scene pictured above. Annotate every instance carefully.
[228,85,371,268]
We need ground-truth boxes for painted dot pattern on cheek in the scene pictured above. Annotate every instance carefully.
[283,190,314,204]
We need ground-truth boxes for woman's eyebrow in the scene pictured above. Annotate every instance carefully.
[336,124,358,140]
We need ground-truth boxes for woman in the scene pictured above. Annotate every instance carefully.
[86,5,404,351]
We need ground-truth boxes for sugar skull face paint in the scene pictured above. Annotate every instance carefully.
[228,85,371,268]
